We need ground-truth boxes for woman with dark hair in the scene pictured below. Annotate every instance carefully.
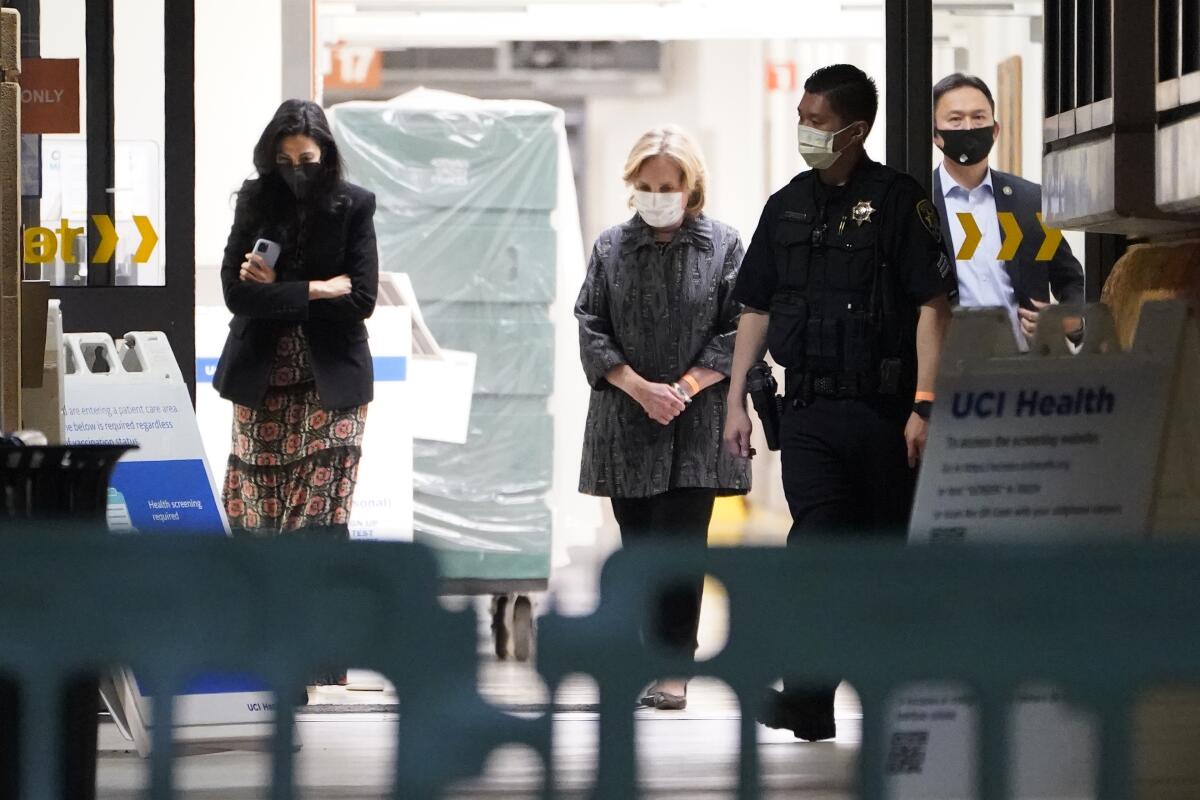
[213,99,379,540]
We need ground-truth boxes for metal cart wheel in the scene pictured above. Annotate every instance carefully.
[511,595,534,663]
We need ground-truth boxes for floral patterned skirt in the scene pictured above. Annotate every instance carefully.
[222,326,368,537]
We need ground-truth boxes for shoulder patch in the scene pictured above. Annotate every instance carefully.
[916,199,943,243]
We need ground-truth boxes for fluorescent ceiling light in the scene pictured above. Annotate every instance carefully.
[320,0,886,45]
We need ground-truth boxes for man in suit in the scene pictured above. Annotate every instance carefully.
[932,73,1084,350]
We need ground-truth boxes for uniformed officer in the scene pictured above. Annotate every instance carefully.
[722,64,957,741]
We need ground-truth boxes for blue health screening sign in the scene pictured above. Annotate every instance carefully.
[110,459,226,534]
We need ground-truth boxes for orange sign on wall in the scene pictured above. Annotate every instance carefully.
[20,58,80,134]
[766,61,798,93]
[324,45,383,92]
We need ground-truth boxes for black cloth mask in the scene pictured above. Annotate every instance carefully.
[280,162,322,200]
[936,126,995,166]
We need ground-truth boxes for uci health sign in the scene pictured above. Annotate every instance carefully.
[898,301,1200,800]
[908,305,1189,543]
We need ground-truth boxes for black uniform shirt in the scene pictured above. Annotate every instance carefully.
[733,157,957,313]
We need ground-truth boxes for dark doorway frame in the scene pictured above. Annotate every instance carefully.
[46,2,197,402]
[885,0,934,195]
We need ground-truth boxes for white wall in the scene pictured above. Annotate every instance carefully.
[582,33,887,250]
[194,0,284,291]
[114,0,165,285]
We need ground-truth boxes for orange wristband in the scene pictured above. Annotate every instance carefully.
[681,374,701,396]
[914,391,936,403]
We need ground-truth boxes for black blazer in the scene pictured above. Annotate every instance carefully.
[212,180,379,409]
[932,167,1084,310]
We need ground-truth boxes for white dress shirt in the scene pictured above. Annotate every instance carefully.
[940,162,1026,351]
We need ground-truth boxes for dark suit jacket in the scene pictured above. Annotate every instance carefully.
[212,180,379,409]
[932,166,1084,310]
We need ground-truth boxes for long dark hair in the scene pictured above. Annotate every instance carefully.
[239,99,345,216]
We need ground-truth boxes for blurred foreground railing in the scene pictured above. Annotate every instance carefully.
[2,528,1200,799]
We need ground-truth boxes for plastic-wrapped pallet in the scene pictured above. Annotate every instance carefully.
[329,89,596,589]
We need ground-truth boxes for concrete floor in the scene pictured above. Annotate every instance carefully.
[96,678,864,799]
[95,546,865,799]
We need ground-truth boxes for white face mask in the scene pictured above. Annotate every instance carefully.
[633,190,686,229]
[797,121,860,170]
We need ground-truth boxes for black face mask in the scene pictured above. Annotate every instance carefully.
[280,162,322,200]
[936,126,995,166]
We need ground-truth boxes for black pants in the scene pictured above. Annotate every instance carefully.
[778,396,917,725]
[610,488,716,656]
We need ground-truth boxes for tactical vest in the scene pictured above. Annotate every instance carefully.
[766,164,909,398]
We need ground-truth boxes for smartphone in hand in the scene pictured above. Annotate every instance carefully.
[251,238,281,269]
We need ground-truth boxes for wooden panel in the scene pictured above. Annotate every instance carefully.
[1100,240,1200,350]
[0,8,18,74]
[997,55,1023,176]
[0,10,21,430]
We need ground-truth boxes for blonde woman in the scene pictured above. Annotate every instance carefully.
[575,125,750,710]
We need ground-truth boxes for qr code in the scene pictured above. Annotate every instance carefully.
[886,731,930,775]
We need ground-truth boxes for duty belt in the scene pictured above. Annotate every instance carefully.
[812,372,879,397]
[788,370,881,405]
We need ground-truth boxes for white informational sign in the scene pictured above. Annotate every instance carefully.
[63,331,229,535]
[61,330,275,756]
[195,305,415,541]
[351,306,413,540]
[898,301,1199,799]
[887,684,1097,800]
[910,305,1182,542]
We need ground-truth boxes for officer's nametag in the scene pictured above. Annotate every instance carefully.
[780,210,813,223]
[917,199,942,243]
[851,200,875,226]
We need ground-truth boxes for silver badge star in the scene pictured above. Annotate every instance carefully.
[851,200,875,226]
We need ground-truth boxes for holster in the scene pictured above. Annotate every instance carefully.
[745,361,782,451]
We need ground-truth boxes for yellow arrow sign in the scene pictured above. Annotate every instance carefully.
[955,212,981,260]
[1035,212,1063,262]
[949,212,1067,263]
[87,214,158,264]
[997,211,1023,261]
[90,214,118,264]
[133,215,158,263]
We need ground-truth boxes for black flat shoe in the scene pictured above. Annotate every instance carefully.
[639,691,687,711]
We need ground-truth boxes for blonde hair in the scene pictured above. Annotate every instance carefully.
[622,125,708,216]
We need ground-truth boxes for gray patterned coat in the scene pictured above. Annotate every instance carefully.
[575,213,751,498]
